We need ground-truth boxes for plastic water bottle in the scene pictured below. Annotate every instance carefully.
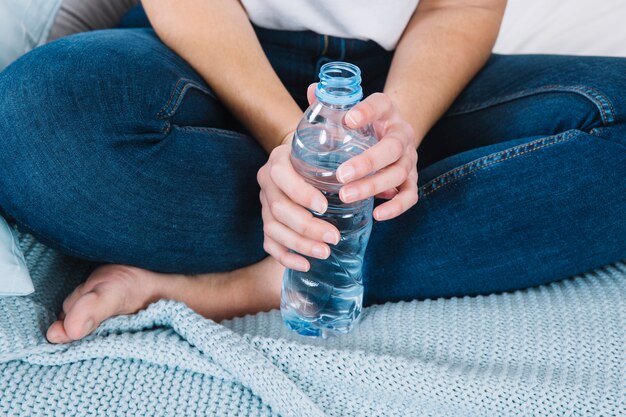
[281,62,377,338]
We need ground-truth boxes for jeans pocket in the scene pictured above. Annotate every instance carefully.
[156,77,240,134]
[447,84,617,127]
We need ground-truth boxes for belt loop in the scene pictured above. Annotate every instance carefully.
[321,34,329,56]
[315,34,332,78]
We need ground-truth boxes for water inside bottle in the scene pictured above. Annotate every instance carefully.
[281,125,374,338]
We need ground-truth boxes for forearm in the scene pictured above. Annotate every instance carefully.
[384,0,506,146]
[143,0,301,153]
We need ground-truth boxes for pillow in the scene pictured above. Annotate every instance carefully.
[0,216,33,296]
[0,0,63,71]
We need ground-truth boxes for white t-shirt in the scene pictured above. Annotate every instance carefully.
[240,0,420,50]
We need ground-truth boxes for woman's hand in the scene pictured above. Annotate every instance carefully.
[257,86,419,271]
[257,132,341,272]
[325,86,419,221]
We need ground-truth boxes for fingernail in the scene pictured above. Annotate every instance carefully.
[323,231,340,245]
[295,261,309,271]
[312,198,327,213]
[337,165,355,183]
[346,111,362,126]
[83,319,94,335]
[341,187,358,202]
[312,245,329,259]
[47,332,60,343]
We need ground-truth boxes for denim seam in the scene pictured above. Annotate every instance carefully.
[419,130,580,199]
[589,127,626,151]
[156,78,217,133]
[446,85,616,126]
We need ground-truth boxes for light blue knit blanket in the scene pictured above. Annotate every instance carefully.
[0,234,624,416]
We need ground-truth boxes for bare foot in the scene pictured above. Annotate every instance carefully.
[46,256,284,344]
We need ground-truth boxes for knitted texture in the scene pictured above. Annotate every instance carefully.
[0,234,624,416]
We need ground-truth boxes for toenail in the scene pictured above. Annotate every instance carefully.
[83,319,94,335]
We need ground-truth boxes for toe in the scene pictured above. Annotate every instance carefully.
[63,284,123,341]
[52,264,164,342]
[46,320,72,344]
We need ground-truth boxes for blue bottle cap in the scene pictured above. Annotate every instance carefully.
[315,62,363,106]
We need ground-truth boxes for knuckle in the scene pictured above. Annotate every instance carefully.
[277,252,289,266]
[398,168,409,184]
[293,240,308,256]
[269,163,282,182]
[387,137,404,158]
[391,137,405,158]
[359,96,377,114]
[301,220,316,238]
[271,145,285,158]
[269,200,283,216]
[404,155,416,173]
[361,154,375,173]
[373,92,392,108]
[262,222,275,237]
[382,93,393,107]
[257,166,269,186]
[260,207,270,223]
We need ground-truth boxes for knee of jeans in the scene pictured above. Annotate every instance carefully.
[0,29,191,139]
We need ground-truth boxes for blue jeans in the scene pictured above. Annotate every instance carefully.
[0,23,625,306]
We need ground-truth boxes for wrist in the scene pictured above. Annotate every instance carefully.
[264,112,300,152]
[384,90,427,148]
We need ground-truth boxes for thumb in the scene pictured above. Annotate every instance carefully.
[307,83,317,106]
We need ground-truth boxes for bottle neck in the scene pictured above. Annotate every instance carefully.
[315,62,363,108]
[315,98,357,111]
